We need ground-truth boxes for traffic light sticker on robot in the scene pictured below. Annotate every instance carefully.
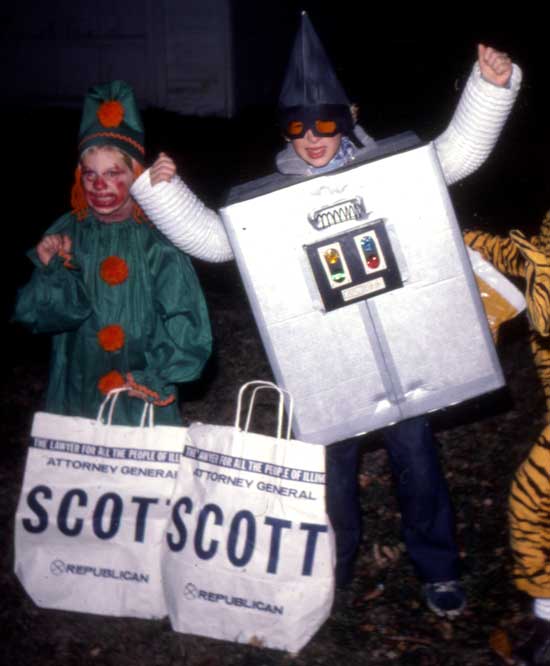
[305,219,403,312]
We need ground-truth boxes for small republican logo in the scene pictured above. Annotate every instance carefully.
[183,583,198,600]
[50,559,66,576]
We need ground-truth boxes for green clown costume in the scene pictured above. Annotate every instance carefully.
[14,81,212,425]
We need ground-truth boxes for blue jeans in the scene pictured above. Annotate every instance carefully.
[325,436,363,586]
[325,416,459,586]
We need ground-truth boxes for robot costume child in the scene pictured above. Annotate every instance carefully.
[131,15,522,618]
[14,81,212,426]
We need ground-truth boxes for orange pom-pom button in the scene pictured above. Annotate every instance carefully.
[97,324,125,352]
[97,370,125,395]
[97,100,125,128]
[100,256,129,285]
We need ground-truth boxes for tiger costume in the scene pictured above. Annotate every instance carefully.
[465,212,550,597]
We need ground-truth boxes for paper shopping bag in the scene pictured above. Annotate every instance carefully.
[14,391,186,618]
[162,381,335,652]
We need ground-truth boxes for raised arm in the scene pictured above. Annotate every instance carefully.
[14,221,92,334]
[131,152,234,263]
[464,228,527,278]
[435,44,522,185]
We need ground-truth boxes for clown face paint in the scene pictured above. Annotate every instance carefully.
[80,148,135,222]
[291,129,342,168]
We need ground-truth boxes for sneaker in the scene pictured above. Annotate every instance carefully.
[423,580,466,619]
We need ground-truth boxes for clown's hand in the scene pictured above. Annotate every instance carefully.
[149,152,177,186]
[478,44,512,88]
[37,233,72,267]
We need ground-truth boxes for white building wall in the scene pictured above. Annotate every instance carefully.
[163,0,233,116]
[1,0,233,116]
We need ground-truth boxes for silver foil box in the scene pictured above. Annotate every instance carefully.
[221,139,504,445]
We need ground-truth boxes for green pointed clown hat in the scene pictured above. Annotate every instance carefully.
[78,80,145,165]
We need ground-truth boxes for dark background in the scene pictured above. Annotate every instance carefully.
[3,6,550,664]
[5,15,547,370]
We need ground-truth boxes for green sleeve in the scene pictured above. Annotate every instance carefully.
[128,243,212,402]
[14,255,92,334]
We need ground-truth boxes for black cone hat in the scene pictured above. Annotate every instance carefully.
[278,12,352,138]
[279,12,350,109]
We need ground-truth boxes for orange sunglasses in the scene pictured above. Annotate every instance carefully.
[286,119,339,138]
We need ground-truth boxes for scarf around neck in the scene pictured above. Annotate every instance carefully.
[275,135,360,176]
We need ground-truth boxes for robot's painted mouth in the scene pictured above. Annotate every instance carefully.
[308,197,368,230]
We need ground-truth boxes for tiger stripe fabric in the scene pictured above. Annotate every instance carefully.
[464,228,527,279]
[510,229,550,339]
[466,212,550,339]
[465,212,550,596]
[509,426,550,597]
[529,329,550,427]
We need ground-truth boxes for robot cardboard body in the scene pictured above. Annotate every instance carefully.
[221,136,503,445]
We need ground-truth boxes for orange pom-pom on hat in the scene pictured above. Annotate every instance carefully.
[78,81,145,165]
[97,100,125,128]
[100,256,129,286]
[97,324,125,352]
[98,370,125,395]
